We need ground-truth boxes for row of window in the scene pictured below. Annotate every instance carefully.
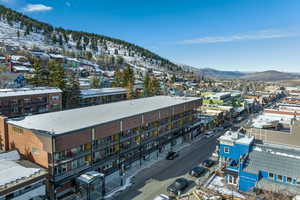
[268,172,300,184]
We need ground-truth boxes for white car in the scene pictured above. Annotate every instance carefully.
[154,194,170,200]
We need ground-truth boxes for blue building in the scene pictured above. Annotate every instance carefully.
[218,131,300,195]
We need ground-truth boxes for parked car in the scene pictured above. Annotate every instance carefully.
[166,151,179,160]
[189,166,207,177]
[154,194,170,200]
[204,131,214,138]
[202,159,214,168]
[167,178,189,196]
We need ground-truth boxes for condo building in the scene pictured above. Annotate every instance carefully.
[0,96,201,199]
[0,87,62,118]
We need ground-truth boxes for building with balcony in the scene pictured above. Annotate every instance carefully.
[0,150,48,200]
[0,87,62,118]
[0,96,201,199]
[79,88,127,107]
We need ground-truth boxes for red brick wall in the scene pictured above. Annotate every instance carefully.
[94,121,121,139]
[55,129,92,152]
[122,115,142,131]
[0,116,8,151]
[144,111,160,123]
[174,104,185,115]
[7,124,50,168]
[160,107,172,119]
[48,92,62,111]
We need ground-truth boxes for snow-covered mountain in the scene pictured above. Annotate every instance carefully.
[0,5,181,73]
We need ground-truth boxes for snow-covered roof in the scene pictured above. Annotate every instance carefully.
[251,113,297,129]
[81,88,127,98]
[11,55,26,61]
[0,87,62,98]
[7,96,200,135]
[49,54,65,59]
[0,150,46,188]
[219,130,254,145]
[13,65,34,72]
[77,171,104,184]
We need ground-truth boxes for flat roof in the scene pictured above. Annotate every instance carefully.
[0,87,62,98]
[0,150,47,189]
[7,96,200,135]
[81,88,128,98]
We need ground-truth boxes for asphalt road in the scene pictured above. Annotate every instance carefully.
[112,132,223,200]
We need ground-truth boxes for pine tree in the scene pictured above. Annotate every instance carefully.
[28,59,49,86]
[143,72,151,97]
[48,60,66,90]
[112,68,123,87]
[65,72,81,109]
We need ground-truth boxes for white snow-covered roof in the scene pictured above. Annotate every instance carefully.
[0,87,62,98]
[219,130,254,145]
[11,55,26,61]
[49,54,65,59]
[81,88,127,98]
[13,65,33,72]
[0,151,45,188]
[251,113,297,129]
[7,96,200,135]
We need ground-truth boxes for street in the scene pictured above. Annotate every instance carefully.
[111,132,223,200]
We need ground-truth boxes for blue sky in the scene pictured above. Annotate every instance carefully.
[1,0,300,72]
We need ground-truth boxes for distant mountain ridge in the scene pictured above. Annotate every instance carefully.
[181,65,300,81]
[240,70,300,81]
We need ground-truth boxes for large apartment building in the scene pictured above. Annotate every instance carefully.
[0,96,201,199]
[0,87,62,118]
[79,88,127,107]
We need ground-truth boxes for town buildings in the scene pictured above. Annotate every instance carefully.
[218,128,300,196]
[0,96,201,199]
[0,150,48,200]
[79,88,127,107]
[0,87,62,118]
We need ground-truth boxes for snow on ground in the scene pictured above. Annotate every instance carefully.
[207,176,245,199]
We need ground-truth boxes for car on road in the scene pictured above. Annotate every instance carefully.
[167,178,189,196]
[154,194,170,200]
[166,151,179,160]
[202,159,214,168]
[189,166,207,177]
[204,131,214,138]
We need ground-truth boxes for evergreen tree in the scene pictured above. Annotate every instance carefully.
[143,72,151,97]
[65,72,81,109]
[112,68,123,87]
[48,60,66,90]
[28,59,49,86]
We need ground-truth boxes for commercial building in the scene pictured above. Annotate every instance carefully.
[0,87,62,118]
[80,88,127,107]
[0,150,48,200]
[0,96,201,199]
[218,129,300,196]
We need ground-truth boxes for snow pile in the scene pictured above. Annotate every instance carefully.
[207,176,245,199]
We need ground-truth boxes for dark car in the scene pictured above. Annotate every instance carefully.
[166,151,179,160]
[202,159,214,168]
[189,166,206,177]
[167,178,189,196]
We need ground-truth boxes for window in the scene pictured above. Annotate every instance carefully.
[269,172,274,179]
[287,177,292,183]
[224,147,229,153]
[52,95,60,100]
[278,175,283,181]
